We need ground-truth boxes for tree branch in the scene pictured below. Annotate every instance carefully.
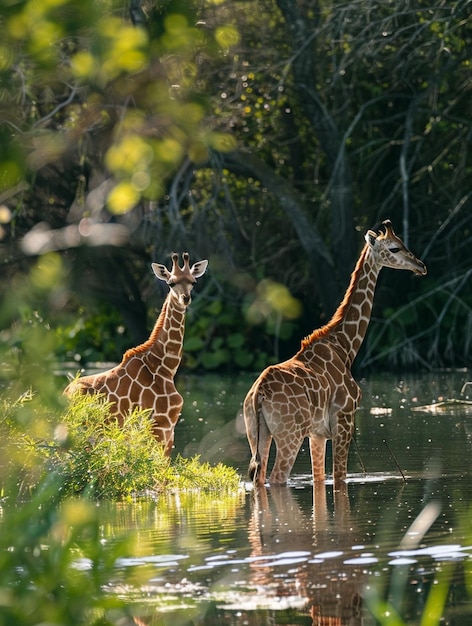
[220,149,343,315]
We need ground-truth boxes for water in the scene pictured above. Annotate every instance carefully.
[95,371,472,624]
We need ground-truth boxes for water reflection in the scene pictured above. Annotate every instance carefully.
[248,483,365,624]
[90,371,472,624]
[108,477,472,625]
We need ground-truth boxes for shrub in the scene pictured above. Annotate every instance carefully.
[1,391,241,500]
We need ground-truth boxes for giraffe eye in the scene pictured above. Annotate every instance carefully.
[168,281,176,288]
[389,247,401,254]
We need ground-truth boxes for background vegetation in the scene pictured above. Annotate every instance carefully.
[1,0,471,377]
[1,4,471,622]
[1,389,240,499]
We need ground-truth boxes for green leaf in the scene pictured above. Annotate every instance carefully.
[227,332,245,348]
[234,350,253,368]
[200,348,230,369]
[184,336,205,351]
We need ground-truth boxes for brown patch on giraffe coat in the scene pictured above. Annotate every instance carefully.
[168,392,183,410]
[123,357,142,378]
[102,373,120,393]
[169,328,182,343]
[135,363,154,387]
[163,355,181,372]
[140,388,155,407]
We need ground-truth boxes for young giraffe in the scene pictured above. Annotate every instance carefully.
[243,220,427,487]
[64,252,208,454]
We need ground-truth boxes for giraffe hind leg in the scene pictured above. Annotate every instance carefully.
[269,434,303,485]
[248,454,260,482]
[244,387,272,486]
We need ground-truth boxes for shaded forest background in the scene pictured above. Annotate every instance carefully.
[1,0,471,377]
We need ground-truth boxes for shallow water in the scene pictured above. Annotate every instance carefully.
[96,371,472,624]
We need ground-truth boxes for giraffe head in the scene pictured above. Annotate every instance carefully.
[151,252,208,307]
[365,220,427,276]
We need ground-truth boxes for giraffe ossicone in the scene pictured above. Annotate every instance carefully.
[243,220,427,488]
[64,252,208,454]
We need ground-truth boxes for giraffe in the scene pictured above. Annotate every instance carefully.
[243,220,427,487]
[64,252,208,454]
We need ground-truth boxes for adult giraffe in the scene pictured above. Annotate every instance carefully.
[65,252,208,454]
[243,220,426,487]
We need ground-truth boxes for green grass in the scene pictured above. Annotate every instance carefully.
[1,390,241,500]
[0,388,242,625]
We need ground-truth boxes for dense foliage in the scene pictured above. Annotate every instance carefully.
[0,384,241,624]
[0,479,135,625]
[1,0,471,371]
[0,390,240,498]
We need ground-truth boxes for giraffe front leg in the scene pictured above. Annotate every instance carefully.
[151,392,183,455]
[151,419,174,455]
[309,435,327,482]
[332,415,355,488]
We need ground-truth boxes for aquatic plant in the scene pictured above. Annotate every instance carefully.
[0,391,241,499]
[50,393,171,499]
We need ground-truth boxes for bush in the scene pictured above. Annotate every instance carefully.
[0,391,241,500]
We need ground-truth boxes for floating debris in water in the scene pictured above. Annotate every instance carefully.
[369,407,393,416]
[411,399,472,414]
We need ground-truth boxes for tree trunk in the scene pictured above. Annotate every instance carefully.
[276,0,357,288]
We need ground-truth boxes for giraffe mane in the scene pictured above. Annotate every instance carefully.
[121,295,170,362]
[300,244,369,349]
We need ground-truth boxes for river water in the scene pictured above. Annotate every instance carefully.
[96,371,472,624]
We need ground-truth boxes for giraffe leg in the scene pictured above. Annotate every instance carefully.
[309,435,327,482]
[332,415,355,488]
[151,423,174,455]
[269,435,303,485]
[163,432,174,456]
[313,481,328,523]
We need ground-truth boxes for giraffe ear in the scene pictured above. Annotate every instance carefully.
[152,262,172,282]
[365,230,377,247]
[190,259,208,279]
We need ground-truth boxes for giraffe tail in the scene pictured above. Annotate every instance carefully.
[248,453,261,483]
[244,382,265,484]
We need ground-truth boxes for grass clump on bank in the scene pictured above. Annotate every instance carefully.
[1,390,241,500]
[0,390,243,625]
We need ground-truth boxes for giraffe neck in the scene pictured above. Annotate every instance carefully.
[300,244,381,365]
[122,292,186,377]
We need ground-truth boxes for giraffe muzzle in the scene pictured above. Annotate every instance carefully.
[413,261,427,276]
